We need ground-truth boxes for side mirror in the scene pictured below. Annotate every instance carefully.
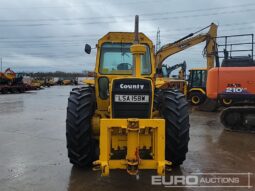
[84,44,91,54]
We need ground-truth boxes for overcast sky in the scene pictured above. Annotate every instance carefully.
[0,0,254,72]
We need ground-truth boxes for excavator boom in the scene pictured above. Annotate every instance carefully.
[156,23,217,70]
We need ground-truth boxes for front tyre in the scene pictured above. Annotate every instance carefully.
[66,86,96,167]
[160,90,190,166]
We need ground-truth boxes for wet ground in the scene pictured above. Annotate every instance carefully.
[0,86,254,191]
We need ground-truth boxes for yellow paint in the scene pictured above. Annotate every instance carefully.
[155,78,188,95]
[130,44,146,78]
[189,68,207,71]
[94,32,156,111]
[189,88,206,95]
[89,30,173,175]
[93,118,170,176]
[63,80,71,85]
[84,79,95,86]
[191,96,200,104]
[89,21,217,176]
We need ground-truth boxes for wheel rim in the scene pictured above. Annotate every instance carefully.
[192,96,200,104]
[222,98,232,105]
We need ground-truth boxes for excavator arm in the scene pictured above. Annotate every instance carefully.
[156,23,217,70]
[162,61,187,77]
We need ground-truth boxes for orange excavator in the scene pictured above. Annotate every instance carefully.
[207,34,255,132]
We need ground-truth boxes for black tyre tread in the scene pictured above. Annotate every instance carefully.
[153,89,160,111]
[160,89,190,166]
[66,86,95,167]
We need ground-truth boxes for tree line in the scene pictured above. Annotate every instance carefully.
[19,71,94,78]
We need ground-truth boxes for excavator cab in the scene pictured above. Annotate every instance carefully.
[206,34,255,132]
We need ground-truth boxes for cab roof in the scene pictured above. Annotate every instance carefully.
[98,32,153,47]
[189,68,207,71]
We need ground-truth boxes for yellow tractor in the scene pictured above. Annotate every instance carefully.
[66,16,190,176]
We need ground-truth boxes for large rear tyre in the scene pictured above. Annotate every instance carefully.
[160,89,190,166]
[66,86,96,167]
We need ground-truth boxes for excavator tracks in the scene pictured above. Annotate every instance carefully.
[220,106,255,133]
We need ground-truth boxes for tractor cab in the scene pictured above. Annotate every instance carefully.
[187,68,207,105]
[188,68,207,90]
[84,32,155,111]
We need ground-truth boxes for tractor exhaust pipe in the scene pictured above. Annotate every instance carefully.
[134,15,139,44]
[131,15,146,77]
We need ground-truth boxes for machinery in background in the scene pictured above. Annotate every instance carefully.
[66,16,190,176]
[0,68,81,94]
[207,34,255,132]
[187,68,208,105]
[161,61,187,79]
[0,68,38,94]
[0,68,16,82]
[161,60,217,109]
[31,77,56,87]
[159,61,188,94]
[56,77,78,85]
[155,23,218,105]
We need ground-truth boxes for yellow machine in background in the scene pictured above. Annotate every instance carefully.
[62,80,71,85]
[0,68,16,82]
[66,16,190,176]
[157,61,188,94]
[156,23,218,105]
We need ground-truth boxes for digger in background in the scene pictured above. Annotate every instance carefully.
[155,23,218,107]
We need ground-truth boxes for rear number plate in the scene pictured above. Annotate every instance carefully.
[114,95,149,103]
